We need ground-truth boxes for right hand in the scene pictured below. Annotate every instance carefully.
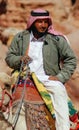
[20,55,32,65]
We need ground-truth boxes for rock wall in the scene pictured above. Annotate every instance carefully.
[0,0,79,33]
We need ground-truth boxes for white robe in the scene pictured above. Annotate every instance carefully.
[28,33,70,130]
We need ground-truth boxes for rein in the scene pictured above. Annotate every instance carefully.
[0,86,12,127]
[12,61,24,94]
[0,89,12,108]
[12,62,30,129]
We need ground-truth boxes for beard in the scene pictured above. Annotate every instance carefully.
[30,25,47,37]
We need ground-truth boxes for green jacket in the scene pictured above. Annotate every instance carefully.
[5,30,77,83]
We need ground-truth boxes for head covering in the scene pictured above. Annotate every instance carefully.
[27,8,69,42]
[27,9,51,28]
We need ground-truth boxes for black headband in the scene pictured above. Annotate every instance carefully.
[31,10,49,16]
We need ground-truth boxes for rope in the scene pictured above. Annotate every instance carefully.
[12,62,30,129]
[12,61,24,94]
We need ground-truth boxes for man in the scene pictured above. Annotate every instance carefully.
[5,8,77,130]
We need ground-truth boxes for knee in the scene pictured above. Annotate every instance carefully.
[53,81,67,95]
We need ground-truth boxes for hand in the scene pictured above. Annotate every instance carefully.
[48,76,59,81]
[20,55,32,64]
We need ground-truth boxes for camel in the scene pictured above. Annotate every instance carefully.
[0,69,79,130]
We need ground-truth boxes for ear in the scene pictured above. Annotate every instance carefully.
[0,72,11,86]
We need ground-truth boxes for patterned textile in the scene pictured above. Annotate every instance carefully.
[32,73,77,115]
[12,71,79,130]
[32,72,55,117]
[32,72,79,130]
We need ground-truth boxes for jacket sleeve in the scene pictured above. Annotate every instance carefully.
[56,36,77,83]
[5,33,23,70]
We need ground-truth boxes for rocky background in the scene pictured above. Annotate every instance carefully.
[0,0,79,129]
[0,0,79,44]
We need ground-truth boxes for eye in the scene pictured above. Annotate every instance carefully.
[5,83,10,89]
[38,20,42,23]
[44,20,48,23]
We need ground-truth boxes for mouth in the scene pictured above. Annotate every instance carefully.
[40,28,47,32]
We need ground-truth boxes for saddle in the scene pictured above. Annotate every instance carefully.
[12,74,55,130]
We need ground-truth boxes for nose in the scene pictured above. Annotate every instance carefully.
[42,21,45,24]
[41,21,46,27]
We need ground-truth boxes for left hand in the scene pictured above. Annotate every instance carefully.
[48,76,60,81]
[20,55,32,65]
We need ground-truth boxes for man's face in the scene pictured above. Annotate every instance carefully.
[34,18,49,33]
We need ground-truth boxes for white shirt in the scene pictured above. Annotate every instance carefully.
[28,32,49,81]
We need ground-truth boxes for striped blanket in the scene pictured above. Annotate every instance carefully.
[32,72,79,130]
[32,72,77,117]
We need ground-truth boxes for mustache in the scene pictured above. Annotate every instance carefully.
[31,25,47,36]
